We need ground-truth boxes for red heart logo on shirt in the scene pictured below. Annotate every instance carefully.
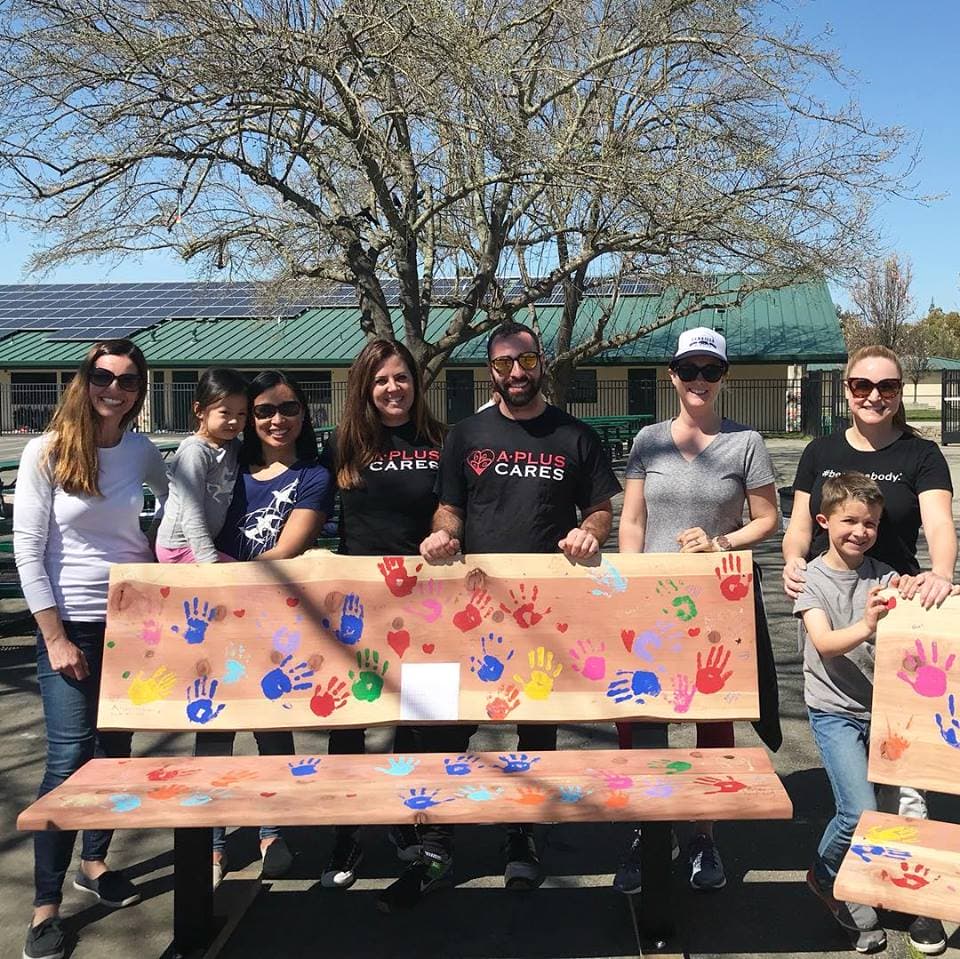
[466,448,495,476]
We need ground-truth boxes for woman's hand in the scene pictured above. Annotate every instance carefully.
[901,570,954,610]
[677,527,715,553]
[782,557,807,599]
[45,634,90,681]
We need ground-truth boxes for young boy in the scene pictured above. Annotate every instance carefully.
[794,471,903,954]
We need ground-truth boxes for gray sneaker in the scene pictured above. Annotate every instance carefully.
[688,834,726,891]
[23,917,65,959]
[806,868,886,954]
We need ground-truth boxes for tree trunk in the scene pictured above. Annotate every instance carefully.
[546,359,576,412]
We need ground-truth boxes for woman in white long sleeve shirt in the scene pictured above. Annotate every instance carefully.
[15,340,168,959]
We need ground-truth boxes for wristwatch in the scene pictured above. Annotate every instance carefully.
[715,533,733,551]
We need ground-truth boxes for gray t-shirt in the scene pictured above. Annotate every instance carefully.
[793,554,897,717]
[156,435,240,562]
[624,418,776,552]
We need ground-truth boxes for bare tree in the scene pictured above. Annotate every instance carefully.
[0,0,911,395]
[849,255,915,352]
[900,323,933,405]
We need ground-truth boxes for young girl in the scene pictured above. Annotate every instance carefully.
[156,368,248,563]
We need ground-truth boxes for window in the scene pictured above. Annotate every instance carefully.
[568,368,598,404]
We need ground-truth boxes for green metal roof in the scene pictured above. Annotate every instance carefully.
[0,278,843,369]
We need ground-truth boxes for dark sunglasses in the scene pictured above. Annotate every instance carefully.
[671,361,726,383]
[490,351,540,376]
[846,377,902,399]
[253,400,303,420]
[88,367,142,392]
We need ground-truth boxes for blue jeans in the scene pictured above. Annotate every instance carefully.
[808,708,877,884]
[34,623,133,906]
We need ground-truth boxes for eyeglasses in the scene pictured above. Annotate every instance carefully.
[846,377,902,399]
[253,400,302,420]
[671,362,726,383]
[490,352,540,376]
[88,368,142,392]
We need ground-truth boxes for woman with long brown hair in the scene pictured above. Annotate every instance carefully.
[15,340,168,959]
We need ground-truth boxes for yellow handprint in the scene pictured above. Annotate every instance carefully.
[128,666,177,706]
[864,823,919,845]
[513,646,562,701]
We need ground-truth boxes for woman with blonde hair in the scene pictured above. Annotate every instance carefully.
[15,339,168,959]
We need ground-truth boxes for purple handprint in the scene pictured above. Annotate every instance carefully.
[185,676,225,724]
[469,632,514,683]
[898,640,956,698]
[271,624,302,657]
[260,655,314,701]
[672,673,696,714]
[171,597,216,645]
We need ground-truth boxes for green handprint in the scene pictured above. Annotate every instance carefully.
[348,647,390,702]
[657,579,698,622]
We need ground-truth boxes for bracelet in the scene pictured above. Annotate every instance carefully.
[714,533,733,551]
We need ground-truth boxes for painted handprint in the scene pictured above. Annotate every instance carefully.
[644,779,674,798]
[443,755,484,776]
[605,791,630,808]
[148,783,191,801]
[469,632,514,682]
[400,788,455,810]
[881,861,936,890]
[897,640,956,698]
[452,589,493,632]
[656,579,698,622]
[211,769,258,788]
[127,666,177,706]
[309,676,349,717]
[181,791,218,806]
[378,556,418,598]
[606,668,662,705]
[376,756,420,776]
[587,768,633,790]
[271,624,302,657]
[288,757,321,777]
[497,753,541,773]
[623,620,682,662]
[185,676,225,724]
[514,646,562,700]
[334,593,365,645]
[500,582,552,629]
[349,648,390,702]
[171,597,216,645]
[850,843,912,864]
[715,552,752,601]
[260,655,314,701]
[459,784,503,802]
[569,639,606,681]
[485,684,521,720]
[223,643,249,684]
[695,775,747,795]
[672,673,696,713]
[648,759,692,775]
[589,558,627,597]
[109,793,142,813]
[864,823,919,845]
[935,693,960,748]
[403,578,443,623]
[557,784,591,803]
[510,785,548,805]
[695,644,733,694]
[147,765,193,782]
[140,619,162,647]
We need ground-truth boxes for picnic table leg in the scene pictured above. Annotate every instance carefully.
[172,827,215,957]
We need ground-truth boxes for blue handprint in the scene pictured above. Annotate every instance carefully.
[469,632,514,683]
[497,753,541,774]
[288,757,321,777]
[850,843,911,864]
[443,755,484,776]
[606,669,662,705]
[334,593,365,645]
[375,756,420,776]
[400,788,455,810]
[185,676,226,724]
[181,791,214,806]
[109,793,141,812]
[260,655,314,701]
[459,785,504,802]
[589,558,628,597]
[557,784,590,803]
[171,597,216,645]
[935,694,960,748]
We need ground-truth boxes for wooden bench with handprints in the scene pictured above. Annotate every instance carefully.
[835,592,960,923]
[18,550,792,956]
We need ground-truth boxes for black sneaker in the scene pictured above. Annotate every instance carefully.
[23,917,65,959]
[688,834,726,891]
[377,850,452,912]
[612,828,681,894]
[503,828,543,889]
[72,869,141,908]
[908,916,947,956]
[261,836,293,879]
[321,835,363,889]
[388,825,423,863]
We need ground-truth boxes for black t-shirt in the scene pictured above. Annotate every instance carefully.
[320,423,440,556]
[793,430,953,574]
[437,405,622,553]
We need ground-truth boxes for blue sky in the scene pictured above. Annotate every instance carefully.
[1,0,957,313]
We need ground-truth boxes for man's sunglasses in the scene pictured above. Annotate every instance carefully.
[88,368,142,392]
[671,361,726,383]
[846,377,902,399]
[253,401,303,420]
[490,351,540,376]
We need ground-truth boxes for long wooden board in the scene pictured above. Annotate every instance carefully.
[18,748,791,832]
[835,811,960,922]
[99,551,759,731]
[868,593,960,796]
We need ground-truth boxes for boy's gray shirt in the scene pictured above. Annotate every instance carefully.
[156,435,240,562]
[793,554,897,717]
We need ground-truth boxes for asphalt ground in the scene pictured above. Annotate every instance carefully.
[0,435,958,959]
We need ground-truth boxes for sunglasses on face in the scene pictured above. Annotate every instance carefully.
[671,362,726,383]
[88,367,142,392]
[846,377,902,399]
[253,400,303,420]
[490,352,540,376]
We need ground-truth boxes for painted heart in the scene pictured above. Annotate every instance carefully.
[286,597,300,608]
[421,643,435,654]
[620,629,635,653]
[233,609,246,618]
[160,587,170,598]
[387,629,411,658]
[687,627,700,637]
[466,448,495,476]
[260,791,276,798]
[556,622,568,633]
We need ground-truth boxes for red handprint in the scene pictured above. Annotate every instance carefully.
[377,556,418,598]
[881,861,935,890]
[695,644,733,694]
[148,783,191,801]
[500,582,551,629]
[146,765,193,782]
[485,684,521,720]
[695,775,747,795]
[310,676,350,717]
[453,589,493,632]
[715,553,753,601]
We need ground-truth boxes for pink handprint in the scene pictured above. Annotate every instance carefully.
[897,640,956,698]
[569,639,606,681]
[587,767,633,790]
[672,673,696,713]
[141,619,162,647]
[403,579,443,623]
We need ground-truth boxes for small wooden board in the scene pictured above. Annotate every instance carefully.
[18,747,791,832]
[834,811,960,922]
[868,594,960,796]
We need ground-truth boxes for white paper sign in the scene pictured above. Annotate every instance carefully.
[399,662,461,721]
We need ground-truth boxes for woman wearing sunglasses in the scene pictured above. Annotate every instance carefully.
[615,327,781,895]
[15,340,169,959]
[197,371,334,885]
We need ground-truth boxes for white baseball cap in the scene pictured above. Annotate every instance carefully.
[673,327,727,364]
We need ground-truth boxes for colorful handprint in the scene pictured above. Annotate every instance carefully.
[140,619,162,647]
[897,640,956,698]
[452,589,493,632]
[715,553,752,601]
[672,673,696,713]
[349,648,389,702]
[589,558,628,597]
[185,676,225,724]
[485,684,522,720]
[513,646,562,700]
[127,666,177,706]
[334,593,365,645]
[223,643,249,684]
[400,788,455,810]
[378,556,418,597]
[443,755,483,776]
[497,753,541,773]
[469,632,514,682]
[695,644,733,694]
[171,597,216,645]
[376,756,420,776]
[695,775,747,794]
[309,676,349,717]
[260,655,314,701]
[288,757,321,777]
[500,582,551,628]
[606,668,662,705]
[656,579,698,621]
[935,693,960,748]
[569,639,606,681]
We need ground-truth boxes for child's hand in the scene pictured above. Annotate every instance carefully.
[863,585,891,632]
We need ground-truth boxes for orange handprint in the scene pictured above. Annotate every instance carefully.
[485,684,521,720]
[510,785,548,805]
[148,783,191,801]
[211,769,258,788]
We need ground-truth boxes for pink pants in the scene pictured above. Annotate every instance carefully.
[155,545,235,564]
